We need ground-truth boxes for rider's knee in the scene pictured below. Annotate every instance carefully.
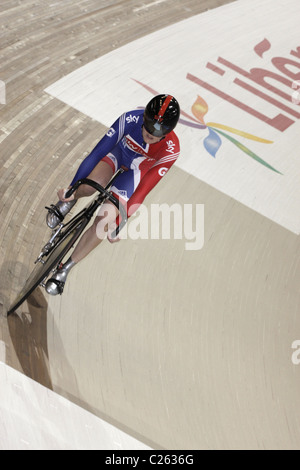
[82,185,97,197]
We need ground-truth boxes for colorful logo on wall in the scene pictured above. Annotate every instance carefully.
[133,79,282,175]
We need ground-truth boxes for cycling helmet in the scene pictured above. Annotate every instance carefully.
[143,94,180,137]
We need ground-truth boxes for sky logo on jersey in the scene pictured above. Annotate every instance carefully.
[132,78,281,175]
[126,114,140,124]
[166,140,176,154]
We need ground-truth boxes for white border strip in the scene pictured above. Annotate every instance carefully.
[0,362,151,450]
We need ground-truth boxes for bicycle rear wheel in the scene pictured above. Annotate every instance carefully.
[7,218,88,315]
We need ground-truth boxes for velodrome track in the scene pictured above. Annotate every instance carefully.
[1,0,300,450]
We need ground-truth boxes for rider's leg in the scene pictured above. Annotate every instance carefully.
[72,201,119,263]
[68,160,117,263]
[45,257,76,296]
[73,160,114,199]
[45,201,119,295]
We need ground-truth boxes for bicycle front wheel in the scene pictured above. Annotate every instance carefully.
[7,218,88,315]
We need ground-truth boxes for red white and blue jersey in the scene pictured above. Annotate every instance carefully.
[71,108,180,216]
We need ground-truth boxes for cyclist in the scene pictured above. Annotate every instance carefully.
[45,94,181,295]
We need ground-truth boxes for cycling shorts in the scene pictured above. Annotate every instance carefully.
[102,146,154,204]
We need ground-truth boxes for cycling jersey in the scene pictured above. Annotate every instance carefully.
[70,108,180,216]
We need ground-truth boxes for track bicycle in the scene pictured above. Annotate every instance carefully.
[7,168,127,316]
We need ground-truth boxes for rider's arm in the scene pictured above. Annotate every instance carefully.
[127,151,180,217]
[70,114,126,186]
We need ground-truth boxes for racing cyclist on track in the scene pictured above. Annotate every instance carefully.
[45,94,181,296]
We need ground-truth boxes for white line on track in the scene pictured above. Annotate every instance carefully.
[133,0,168,13]
[0,341,6,363]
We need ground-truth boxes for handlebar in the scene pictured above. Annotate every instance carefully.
[65,175,127,238]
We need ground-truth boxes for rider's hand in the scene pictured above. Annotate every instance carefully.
[57,187,75,202]
[107,223,121,244]
[107,233,121,244]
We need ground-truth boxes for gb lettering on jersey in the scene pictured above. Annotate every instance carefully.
[158,167,168,176]
[106,128,116,138]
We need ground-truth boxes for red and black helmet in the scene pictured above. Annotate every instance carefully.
[143,94,180,137]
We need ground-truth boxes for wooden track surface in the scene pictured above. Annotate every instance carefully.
[1,0,300,450]
[1,0,234,361]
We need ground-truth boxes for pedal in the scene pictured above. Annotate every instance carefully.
[45,205,64,223]
[45,278,65,296]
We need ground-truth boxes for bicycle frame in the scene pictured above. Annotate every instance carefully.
[64,168,128,236]
[7,168,128,315]
[37,168,127,263]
